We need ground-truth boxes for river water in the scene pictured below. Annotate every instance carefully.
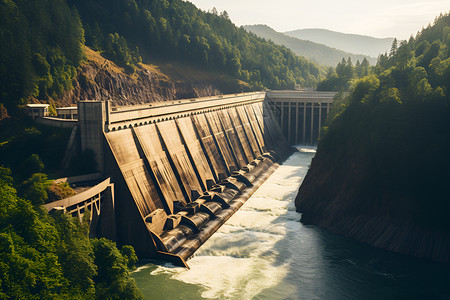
[132,148,450,299]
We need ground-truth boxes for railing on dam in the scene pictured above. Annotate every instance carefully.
[106,92,266,132]
[74,90,334,266]
[77,92,294,266]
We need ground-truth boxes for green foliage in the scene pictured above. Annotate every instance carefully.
[16,154,45,183]
[92,238,143,299]
[0,166,13,186]
[0,174,66,298]
[120,245,138,269]
[350,75,380,104]
[53,212,97,297]
[317,12,450,232]
[47,181,76,202]
[0,0,85,113]
[0,166,142,299]
[103,32,141,74]
[2,0,324,114]
[20,173,50,205]
[317,57,364,92]
[70,0,321,89]
[0,119,72,180]
[48,103,57,117]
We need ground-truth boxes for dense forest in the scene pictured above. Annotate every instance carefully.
[0,119,144,298]
[296,13,450,262]
[0,170,143,298]
[73,0,322,87]
[0,0,84,115]
[0,0,323,117]
[317,16,449,94]
[316,56,371,91]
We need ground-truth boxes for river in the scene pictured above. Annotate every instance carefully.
[132,148,450,299]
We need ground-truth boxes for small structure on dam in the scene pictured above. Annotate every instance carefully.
[266,90,336,145]
[44,173,116,240]
[44,91,334,266]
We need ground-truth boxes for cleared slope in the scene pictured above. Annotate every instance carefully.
[60,46,250,106]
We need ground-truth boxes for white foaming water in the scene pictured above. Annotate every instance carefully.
[134,146,450,299]
[146,147,315,299]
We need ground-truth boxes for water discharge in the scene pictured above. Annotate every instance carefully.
[132,148,450,299]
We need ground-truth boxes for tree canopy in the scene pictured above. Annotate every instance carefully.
[71,0,322,89]
[0,0,84,114]
[1,0,323,117]
[317,12,450,232]
[0,165,143,299]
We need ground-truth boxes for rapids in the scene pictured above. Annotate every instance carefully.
[132,148,450,299]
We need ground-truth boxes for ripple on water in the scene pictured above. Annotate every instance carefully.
[132,150,312,299]
[132,149,450,300]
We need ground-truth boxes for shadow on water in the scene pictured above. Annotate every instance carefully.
[132,149,450,300]
[131,260,208,299]
[254,151,450,300]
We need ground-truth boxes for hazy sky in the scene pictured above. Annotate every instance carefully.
[187,0,449,39]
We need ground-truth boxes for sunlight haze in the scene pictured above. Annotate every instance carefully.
[187,0,449,39]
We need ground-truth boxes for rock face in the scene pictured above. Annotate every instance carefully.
[60,62,175,106]
[295,148,450,264]
[59,48,245,107]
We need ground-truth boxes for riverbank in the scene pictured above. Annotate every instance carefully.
[132,148,450,299]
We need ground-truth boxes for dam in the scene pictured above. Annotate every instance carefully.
[266,90,336,145]
[46,90,335,267]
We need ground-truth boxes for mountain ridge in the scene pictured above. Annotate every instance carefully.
[244,24,376,66]
[284,28,394,58]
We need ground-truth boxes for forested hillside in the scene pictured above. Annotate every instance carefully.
[0,0,323,117]
[0,167,143,298]
[72,0,322,88]
[0,0,84,115]
[316,57,371,92]
[296,13,450,263]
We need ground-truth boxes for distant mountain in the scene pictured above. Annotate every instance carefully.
[284,28,394,58]
[244,25,376,66]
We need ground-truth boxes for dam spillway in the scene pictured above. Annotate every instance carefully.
[72,91,335,266]
[266,90,336,145]
[78,92,293,266]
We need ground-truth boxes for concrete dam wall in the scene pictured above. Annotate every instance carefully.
[79,92,294,266]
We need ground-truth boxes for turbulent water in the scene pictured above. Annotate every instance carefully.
[132,148,450,300]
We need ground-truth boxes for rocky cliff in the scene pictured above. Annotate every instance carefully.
[295,14,450,264]
[295,146,450,264]
[59,47,247,107]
